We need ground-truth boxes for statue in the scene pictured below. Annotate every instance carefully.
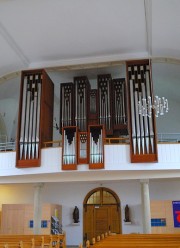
[124,204,130,222]
[73,206,79,223]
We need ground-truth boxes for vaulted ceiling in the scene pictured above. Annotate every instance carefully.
[0,0,180,79]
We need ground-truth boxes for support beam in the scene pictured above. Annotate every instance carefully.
[140,179,151,234]
[33,183,44,234]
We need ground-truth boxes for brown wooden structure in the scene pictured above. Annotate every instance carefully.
[60,74,128,170]
[126,59,158,163]
[16,69,54,168]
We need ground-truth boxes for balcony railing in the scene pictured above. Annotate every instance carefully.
[0,141,16,151]
[0,133,180,153]
[157,133,180,143]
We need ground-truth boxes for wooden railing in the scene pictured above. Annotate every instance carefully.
[0,234,66,248]
[83,233,180,248]
[104,137,129,144]
[44,138,129,148]
[43,140,62,148]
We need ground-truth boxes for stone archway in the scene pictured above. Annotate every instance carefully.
[83,187,122,243]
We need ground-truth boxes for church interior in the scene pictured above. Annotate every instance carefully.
[0,0,180,246]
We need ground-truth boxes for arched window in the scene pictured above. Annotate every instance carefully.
[86,188,117,205]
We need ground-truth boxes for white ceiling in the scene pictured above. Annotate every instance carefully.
[0,0,180,79]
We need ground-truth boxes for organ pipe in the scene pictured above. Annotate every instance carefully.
[126,60,158,163]
[16,69,54,168]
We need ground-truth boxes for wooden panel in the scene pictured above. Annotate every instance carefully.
[16,69,54,168]
[1,204,25,234]
[24,204,33,234]
[1,204,62,235]
[78,132,88,164]
[150,200,180,234]
[40,70,54,147]
[110,205,121,234]
[94,206,109,237]
[126,60,158,163]
[83,205,94,243]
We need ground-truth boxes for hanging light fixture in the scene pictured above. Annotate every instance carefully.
[138,96,169,118]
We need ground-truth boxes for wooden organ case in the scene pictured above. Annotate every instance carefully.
[16,69,54,168]
[126,60,158,163]
[60,74,128,170]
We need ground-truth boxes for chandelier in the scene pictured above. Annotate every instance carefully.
[138,96,169,118]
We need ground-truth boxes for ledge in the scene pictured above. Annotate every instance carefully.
[71,223,80,226]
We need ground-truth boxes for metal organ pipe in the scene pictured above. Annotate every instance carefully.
[19,73,41,160]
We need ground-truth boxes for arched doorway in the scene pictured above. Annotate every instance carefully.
[83,187,121,243]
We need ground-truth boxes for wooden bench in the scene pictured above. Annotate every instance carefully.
[88,234,180,248]
[0,234,66,248]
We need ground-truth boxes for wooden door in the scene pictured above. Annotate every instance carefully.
[94,206,109,237]
[109,205,120,233]
[84,205,94,242]
[84,205,120,243]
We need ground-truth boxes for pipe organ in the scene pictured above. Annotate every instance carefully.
[62,126,78,170]
[126,60,158,162]
[60,83,75,130]
[60,75,128,136]
[89,89,98,125]
[112,78,127,133]
[15,61,158,170]
[60,74,128,170]
[89,125,105,169]
[98,74,113,135]
[78,132,88,164]
[74,76,90,132]
[16,69,54,168]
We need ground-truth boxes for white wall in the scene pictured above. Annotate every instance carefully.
[0,179,180,245]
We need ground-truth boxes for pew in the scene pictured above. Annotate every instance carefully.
[89,233,180,248]
[0,234,66,248]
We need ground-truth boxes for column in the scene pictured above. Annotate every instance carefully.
[140,179,151,233]
[33,183,44,234]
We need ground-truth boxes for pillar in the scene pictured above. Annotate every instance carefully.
[140,179,151,233]
[33,183,44,234]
